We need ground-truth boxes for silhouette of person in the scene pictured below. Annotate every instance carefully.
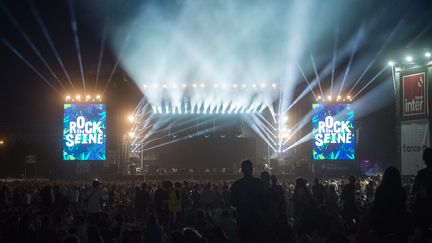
[293,177,311,218]
[260,171,273,241]
[413,147,432,243]
[84,179,105,226]
[312,178,327,205]
[371,166,411,242]
[341,176,358,225]
[230,160,264,243]
[155,181,170,230]
[135,183,151,221]
[270,175,286,215]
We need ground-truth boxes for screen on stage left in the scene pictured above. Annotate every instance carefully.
[63,104,106,160]
[312,103,354,160]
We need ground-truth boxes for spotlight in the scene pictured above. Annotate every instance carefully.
[222,84,227,88]
[153,84,158,88]
[242,84,246,88]
[162,84,167,88]
[317,96,322,100]
[252,84,257,88]
[182,84,187,88]
[96,95,101,100]
[192,83,197,88]
[233,84,238,88]
[260,83,266,88]
[66,95,71,100]
[406,56,413,62]
[388,61,395,66]
[425,52,431,58]
[76,95,81,100]
[172,84,177,88]
[143,84,148,88]
[327,96,332,101]
[282,116,289,122]
[271,83,276,88]
[86,95,91,100]
[128,132,135,138]
[200,83,205,88]
[337,95,341,100]
[214,84,218,88]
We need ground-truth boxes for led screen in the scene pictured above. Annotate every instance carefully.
[312,103,354,160]
[63,104,106,160]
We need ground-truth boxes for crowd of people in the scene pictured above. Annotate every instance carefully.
[0,148,432,243]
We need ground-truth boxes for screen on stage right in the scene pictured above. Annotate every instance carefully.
[312,103,355,160]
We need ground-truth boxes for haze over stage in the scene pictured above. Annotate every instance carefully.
[0,0,431,180]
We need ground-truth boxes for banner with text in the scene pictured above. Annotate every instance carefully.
[401,120,430,175]
[312,103,355,160]
[402,72,428,119]
[63,104,106,160]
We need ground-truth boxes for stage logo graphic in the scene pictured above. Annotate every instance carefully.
[403,72,427,117]
[312,103,355,160]
[63,104,106,160]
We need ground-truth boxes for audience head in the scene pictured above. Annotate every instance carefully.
[241,160,253,177]
[382,166,402,187]
[270,175,278,185]
[296,177,305,187]
[92,179,100,188]
[423,147,432,166]
[260,171,270,184]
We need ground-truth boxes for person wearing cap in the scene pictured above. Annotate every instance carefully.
[84,179,106,225]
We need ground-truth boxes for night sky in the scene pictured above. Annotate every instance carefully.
[1,0,432,175]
